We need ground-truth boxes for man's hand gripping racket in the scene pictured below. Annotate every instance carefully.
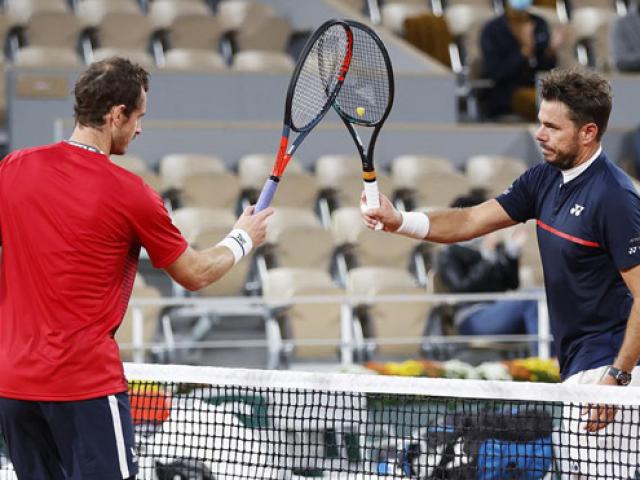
[254,20,353,212]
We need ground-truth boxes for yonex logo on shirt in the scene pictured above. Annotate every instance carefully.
[570,204,584,216]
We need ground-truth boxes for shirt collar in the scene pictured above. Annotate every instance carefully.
[561,146,602,184]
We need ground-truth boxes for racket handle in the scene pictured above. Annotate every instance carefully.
[363,180,383,231]
[255,177,279,213]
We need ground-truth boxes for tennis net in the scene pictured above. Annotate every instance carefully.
[2,362,640,479]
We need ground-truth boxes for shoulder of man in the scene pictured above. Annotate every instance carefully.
[1,143,60,167]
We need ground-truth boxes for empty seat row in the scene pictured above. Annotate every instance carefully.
[0,0,296,71]
[114,152,529,214]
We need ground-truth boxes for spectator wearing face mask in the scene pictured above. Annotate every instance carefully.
[479,0,565,121]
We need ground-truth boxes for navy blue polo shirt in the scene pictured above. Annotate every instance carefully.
[497,152,640,379]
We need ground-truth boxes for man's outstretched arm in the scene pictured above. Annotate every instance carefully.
[361,192,517,243]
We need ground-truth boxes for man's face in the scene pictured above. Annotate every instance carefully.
[535,100,583,170]
[111,88,146,156]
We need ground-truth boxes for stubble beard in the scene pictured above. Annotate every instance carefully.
[542,141,580,170]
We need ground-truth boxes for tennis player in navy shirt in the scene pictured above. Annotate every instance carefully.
[363,68,640,478]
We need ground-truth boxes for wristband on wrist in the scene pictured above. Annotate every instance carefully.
[396,211,430,240]
[216,228,253,265]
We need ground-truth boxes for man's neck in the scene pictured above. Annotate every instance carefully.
[572,144,601,168]
[68,125,110,156]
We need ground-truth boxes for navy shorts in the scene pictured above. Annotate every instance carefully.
[0,391,138,480]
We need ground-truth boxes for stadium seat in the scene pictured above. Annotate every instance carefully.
[237,154,318,209]
[161,49,227,71]
[172,206,237,244]
[444,4,495,74]
[264,207,334,271]
[403,13,454,68]
[160,153,240,210]
[149,0,225,54]
[231,50,295,72]
[112,154,163,193]
[570,6,617,70]
[391,154,456,184]
[347,266,431,358]
[443,4,496,119]
[149,0,213,28]
[90,47,155,69]
[568,0,619,11]
[20,10,82,50]
[392,154,459,209]
[380,1,431,35]
[233,15,292,53]
[517,220,545,288]
[262,267,346,366]
[216,0,279,32]
[465,154,527,197]
[6,0,69,22]
[13,46,83,68]
[390,155,471,208]
[78,0,154,66]
[171,207,251,297]
[75,0,141,17]
[160,153,227,191]
[116,274,163,362]
[331,206,422,271]
[315,154,393,211]
[181,173,241,210]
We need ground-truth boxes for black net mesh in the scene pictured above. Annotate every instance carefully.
[334,24,391,126]
[290,23,350,132]
[2,366,640,479]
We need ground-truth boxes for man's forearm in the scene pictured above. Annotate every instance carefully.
[191,245,236,290]
[614,299,640,372]
[426,208,476,243]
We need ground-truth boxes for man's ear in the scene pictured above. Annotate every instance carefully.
[109,104,127,126]
[580,122,598,145]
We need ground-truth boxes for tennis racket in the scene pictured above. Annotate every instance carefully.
[331,20,394,228]
[254,19,353,212]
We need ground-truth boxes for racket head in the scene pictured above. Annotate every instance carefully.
[284,19,353,133]
[332,21,394,128]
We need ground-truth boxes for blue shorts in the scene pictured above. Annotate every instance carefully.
[0,391,138,480]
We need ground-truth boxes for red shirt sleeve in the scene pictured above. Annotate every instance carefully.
[127,182,188,268]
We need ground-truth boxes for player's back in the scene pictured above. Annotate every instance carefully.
[0,141,145,400]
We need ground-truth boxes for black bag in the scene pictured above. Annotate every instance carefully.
[402,408,554,479]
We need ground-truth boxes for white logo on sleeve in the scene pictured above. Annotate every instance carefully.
[570,204,584,216]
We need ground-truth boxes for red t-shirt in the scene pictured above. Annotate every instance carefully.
[0,142,188,400]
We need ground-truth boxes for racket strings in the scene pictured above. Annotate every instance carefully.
[290,25,351,132]
[334,27,391,125]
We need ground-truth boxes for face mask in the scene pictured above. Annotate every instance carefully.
[508,0,533,11]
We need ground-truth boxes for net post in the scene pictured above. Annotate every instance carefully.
[340,303,354,366]
[537,298,550,359]
[132,307,144,363]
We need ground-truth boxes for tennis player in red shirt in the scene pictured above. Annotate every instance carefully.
[0,57,273,479]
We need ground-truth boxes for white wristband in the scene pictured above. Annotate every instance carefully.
[396,211,430,240]
[217,228,253,265]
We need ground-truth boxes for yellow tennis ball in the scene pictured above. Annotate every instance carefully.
[356,107,365,117]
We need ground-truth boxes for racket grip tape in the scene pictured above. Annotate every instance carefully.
[363,180,383,231]
[255,177,279,213]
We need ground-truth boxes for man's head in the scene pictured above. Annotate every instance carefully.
[536,68,612,169]
[73,57,149,155]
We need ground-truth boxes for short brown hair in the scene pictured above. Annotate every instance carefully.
[73,57,149,128]
[539,68,612,141]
